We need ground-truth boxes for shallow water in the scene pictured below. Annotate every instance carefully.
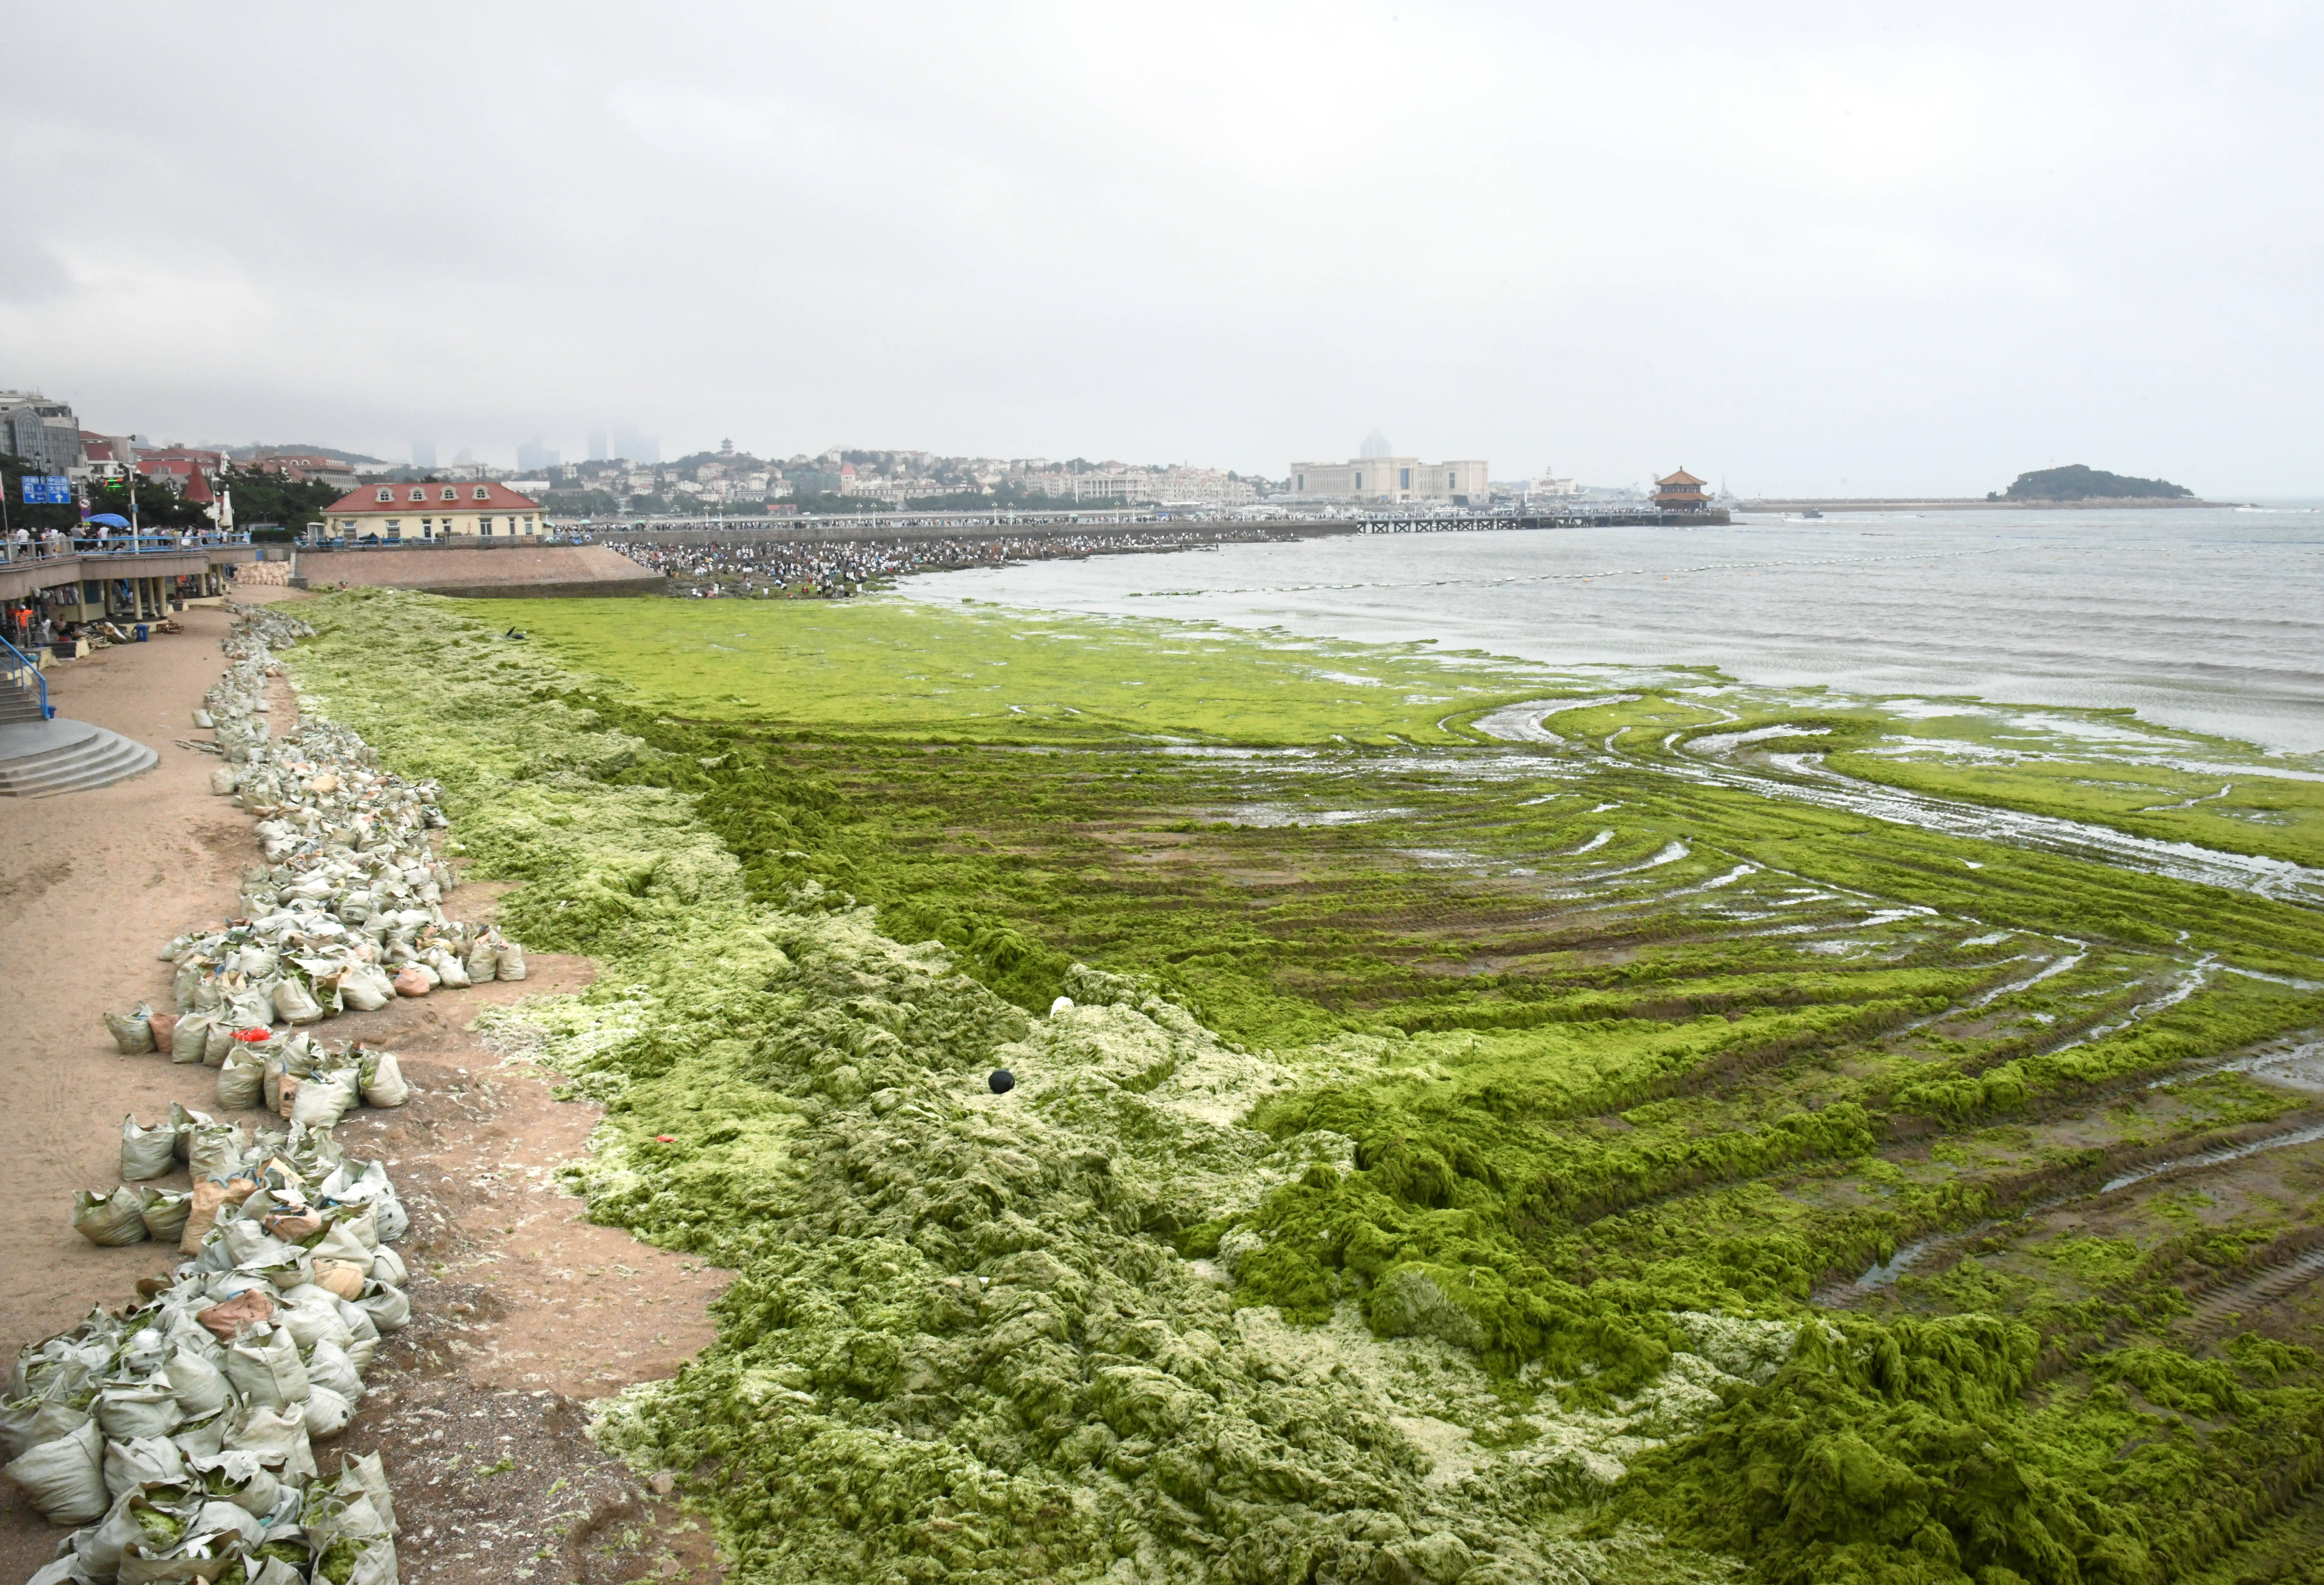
[905,505,2324,753]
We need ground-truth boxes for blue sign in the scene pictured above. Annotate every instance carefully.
[20,475,71,505]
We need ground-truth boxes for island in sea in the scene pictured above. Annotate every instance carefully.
[1990,462,2194,500]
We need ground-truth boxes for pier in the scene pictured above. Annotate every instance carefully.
[533,504,1727,547]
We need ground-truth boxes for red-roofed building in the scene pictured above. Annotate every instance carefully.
[1652,468,1710,512]
[138,456,210,492]
[81,432,132,479]
[181,461,215,506]
[142,446,230,471]
[321,480,546,541]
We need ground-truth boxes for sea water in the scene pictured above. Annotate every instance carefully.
[905,505,2324,754]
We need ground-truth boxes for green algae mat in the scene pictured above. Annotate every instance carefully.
[289,589,2324,1585]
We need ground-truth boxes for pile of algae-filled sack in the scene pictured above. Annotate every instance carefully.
[260,589,1812,1585]
[11,1127,411,1585]
[106,603,525,1058]
[2,605,425,1585]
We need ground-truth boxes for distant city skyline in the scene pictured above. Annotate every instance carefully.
[7,5,2319,496]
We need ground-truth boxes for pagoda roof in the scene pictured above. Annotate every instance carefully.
[1657,468,1707,486]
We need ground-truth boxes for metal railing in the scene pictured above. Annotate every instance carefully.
[0,633,53,720]
[1,531,253,563]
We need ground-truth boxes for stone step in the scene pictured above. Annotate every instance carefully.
[0,684,47,723]
[0,721,160,797]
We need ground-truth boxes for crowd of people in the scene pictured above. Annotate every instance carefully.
[597,525,1294,596]
[4,524,245,561]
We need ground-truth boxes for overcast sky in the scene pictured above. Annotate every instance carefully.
[8,3,2319,493]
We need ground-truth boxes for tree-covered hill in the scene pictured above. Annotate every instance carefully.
[1994,463,2194,500]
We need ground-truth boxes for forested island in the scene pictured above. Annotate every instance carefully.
[1993,463,2194,500]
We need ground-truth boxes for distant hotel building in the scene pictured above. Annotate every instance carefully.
[1290,434,1487,505]
[322,481,545,540]
[1013,469,1259,505]
[1,391,85,475]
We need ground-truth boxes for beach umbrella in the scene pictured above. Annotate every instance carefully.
[86,513,131,528]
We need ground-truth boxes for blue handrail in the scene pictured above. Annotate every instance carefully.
[0,633,53,721]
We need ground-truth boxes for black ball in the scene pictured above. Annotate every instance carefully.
[987,1069,1015,1095]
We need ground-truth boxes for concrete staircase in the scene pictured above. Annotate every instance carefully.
[0,681,45,726]
[0,710,160,797]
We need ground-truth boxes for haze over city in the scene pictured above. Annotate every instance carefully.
[6,2,2321,494]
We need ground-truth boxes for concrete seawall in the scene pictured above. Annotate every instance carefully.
[295,545,659,597]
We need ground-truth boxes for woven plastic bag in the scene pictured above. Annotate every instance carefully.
[338,1449,398,1536]
[102,1434,189,1499]
[274,1287,354,1351]
[0,1399,87,1465]
[216,1051,265,1112]
[337,964,394,1013]
[496,940,527,980]
[120,1116,179,1182]
[167,1103,212,1160]
[355,1283,409,1334]
[358,1051,409,1110]
[222,1328,308,1411]
[192,1288,272,1342]
[273,977,324,1027]
[97,1381,183,1440]
[187,1123,248,1182]
[139,1189,193,1246]
[181,1175,260,1256]
[223,1404,315,1480]
[224,984,276,1033]
[290,1067,361,1129]
[165,1349,232,1420]
[104,1005,157,1056]
[171,1012,218,1064]
[74,1186,151,1246]
[304,1340,362,1406]
[301,1383,356,1441]
[2,1415,108,1525]
[188,1450,280,1516]
[170,1412,227,1461]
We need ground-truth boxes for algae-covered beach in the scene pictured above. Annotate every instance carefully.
[281,587,2324,1585]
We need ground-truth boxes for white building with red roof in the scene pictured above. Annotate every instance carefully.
[321,480,546,541]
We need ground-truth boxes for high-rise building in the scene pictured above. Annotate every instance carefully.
[516,437,559,472]
[587,429,608,462]
[1,391,87,474]
[611,427,659,465]
[411,438,437,469]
